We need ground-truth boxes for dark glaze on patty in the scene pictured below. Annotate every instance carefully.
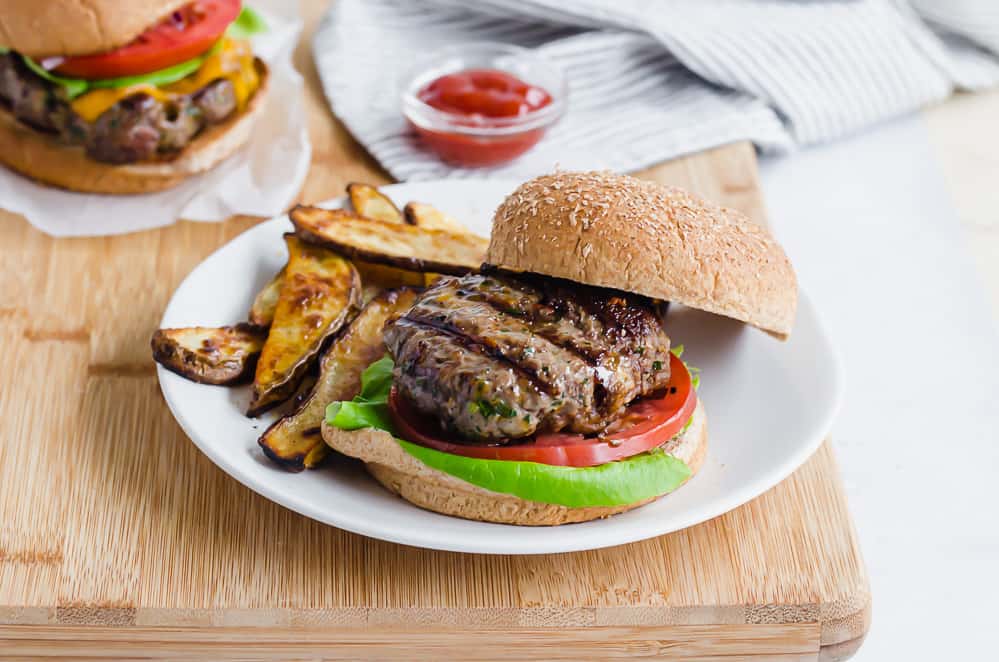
[384,271,671,444]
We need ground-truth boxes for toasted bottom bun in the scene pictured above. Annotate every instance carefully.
[322,400,707,526]
[0,58,269,195]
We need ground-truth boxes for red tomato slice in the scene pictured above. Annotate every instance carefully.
[388,353,696,468]
[54,0,241,79]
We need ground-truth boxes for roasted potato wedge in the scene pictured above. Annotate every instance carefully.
[423,273,447,287]
[258,288,421,471]
[355,260,425,302]
[248,267,286,328]
[403,201,469,234]
[290,206,488,276]
[347,183,404,224]
[151,324,266,385]
[248,235,361,417]
[357,266,438,297]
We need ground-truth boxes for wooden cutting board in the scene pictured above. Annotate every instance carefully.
[0,3,869,659]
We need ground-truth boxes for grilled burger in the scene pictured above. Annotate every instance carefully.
[323,171,798,526]
[0,0,269,193]
[385,272,674,442]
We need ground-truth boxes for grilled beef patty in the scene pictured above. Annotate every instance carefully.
[384,272,672,443]
[0,53,238,164]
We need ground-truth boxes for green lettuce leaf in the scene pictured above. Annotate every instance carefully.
[670,344,699,432]
[325,356,395,431]
[95,56,206,90]
[327,400,395,432]
[22,51,206,99]
[0,47,9,55]
[227,6,268,40]
[326,356,694,508]
[21,56,89,98]
[18,5,266,101]
[398,439,691,508]
[356,355,394,403]
[671,344,700,390]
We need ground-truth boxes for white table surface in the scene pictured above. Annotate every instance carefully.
[759,90,999,660]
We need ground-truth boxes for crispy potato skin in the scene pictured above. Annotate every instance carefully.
[151,324,267,386]
[347,182,404,224]
[247,235,361,417]
[258,288,422,471]
[289,206,488,276]
[248,267,286,328]
[355,260,425,304]
[403,201,469,234]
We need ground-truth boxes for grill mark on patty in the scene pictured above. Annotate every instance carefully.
[392,317,557,396]
[495,268,664,340]
[386,272,673,442]
[531,327,606,367]
[456,282,622,412]
[408,284,615,413]
[553,285,660,344]
[456,280,609,366]
[458,280,610,360]
[444,276,634,413]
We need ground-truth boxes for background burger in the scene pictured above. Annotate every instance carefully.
[0,0,268,194]
[322,171,798,526]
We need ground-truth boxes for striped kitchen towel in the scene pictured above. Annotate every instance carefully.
[313,0,999,181]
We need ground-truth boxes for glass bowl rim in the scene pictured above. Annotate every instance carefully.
[400,41,568,138]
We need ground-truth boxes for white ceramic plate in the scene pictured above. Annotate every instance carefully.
[157,180,843,555]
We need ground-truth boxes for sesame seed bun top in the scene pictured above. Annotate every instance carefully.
[486,171,798,338]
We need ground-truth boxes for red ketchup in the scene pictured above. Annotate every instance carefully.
[412,69,554,167]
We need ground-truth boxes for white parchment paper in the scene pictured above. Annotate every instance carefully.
[0,1,309,237]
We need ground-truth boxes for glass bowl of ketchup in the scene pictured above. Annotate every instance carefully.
[401,43,567,167]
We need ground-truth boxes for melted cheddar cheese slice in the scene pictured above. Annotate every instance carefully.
[70,38,260,123]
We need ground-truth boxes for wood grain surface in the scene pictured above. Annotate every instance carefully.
[0,1,869,659]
